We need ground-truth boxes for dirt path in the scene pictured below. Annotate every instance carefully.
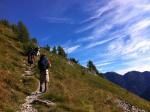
[19,67,41,112]
[19,65,55,112]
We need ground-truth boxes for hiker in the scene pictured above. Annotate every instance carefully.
[38,54,51,92]
[27,49,35,67]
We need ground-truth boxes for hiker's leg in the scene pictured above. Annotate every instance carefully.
[40,81,43,92]
[44,82,48,92]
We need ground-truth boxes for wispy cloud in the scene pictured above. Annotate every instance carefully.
[65,45,80,54]
[85,37,116,49]
[76,0,150,73]
[95,61,113,67]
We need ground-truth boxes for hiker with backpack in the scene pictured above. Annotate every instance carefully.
[27,49,35,67]
[38,54,51,93]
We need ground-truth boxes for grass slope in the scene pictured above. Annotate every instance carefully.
[0,24,38,112]
[0,24,150,112]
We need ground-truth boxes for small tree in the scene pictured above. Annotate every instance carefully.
[31,38,37,45]
[70,58,78,64]
[17,21,30,43]
[52,46,57,54]
[45,44,50,51]
[87,60,99,74]
[57,46,67,58]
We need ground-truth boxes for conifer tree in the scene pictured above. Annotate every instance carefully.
[17,21,29,43]
[57,46,67,58]
[45,44,50,51]
[87,60,99,74]
[52,46,57,54]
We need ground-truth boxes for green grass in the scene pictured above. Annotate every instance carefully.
[41,93,67,102]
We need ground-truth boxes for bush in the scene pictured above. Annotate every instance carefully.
[70,58,78,64]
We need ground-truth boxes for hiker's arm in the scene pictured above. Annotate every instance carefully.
[49,60,52,67]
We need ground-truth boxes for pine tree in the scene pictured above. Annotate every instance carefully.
[52,46,57,54]
[31,38,37,45]
[45,44,50,51]
[57,46,67,58]
[17,21,29,43]
[87,60,99,74]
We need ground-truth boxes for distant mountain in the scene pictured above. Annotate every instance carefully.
[103,71,150,101]
[142,86,150,101]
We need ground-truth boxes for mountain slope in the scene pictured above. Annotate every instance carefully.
[0,23,150,112]
[104,71,150,101]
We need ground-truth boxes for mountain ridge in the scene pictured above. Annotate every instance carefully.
[103,71,150,101]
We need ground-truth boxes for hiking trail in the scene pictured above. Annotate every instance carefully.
[19,64,55,112]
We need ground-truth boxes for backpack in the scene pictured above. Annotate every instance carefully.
[28,50,34,63]
[39,57,49,71]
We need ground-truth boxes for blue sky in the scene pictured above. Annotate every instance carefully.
[0,0,150,74]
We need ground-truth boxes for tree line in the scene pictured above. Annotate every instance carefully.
[44,45,99,74]
[44,45,67,57]
[0,19,38,52]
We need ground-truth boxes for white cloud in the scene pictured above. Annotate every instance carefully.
[135,4,150,11]
[96,62,113,67]
[117,65,150,75]
[77,24,113,43]
[65,45,80,54]
[85,37,116,49]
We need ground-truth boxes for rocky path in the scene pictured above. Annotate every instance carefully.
[116,99,146,112]
[19,66,55,112]
[19,66,40,112]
